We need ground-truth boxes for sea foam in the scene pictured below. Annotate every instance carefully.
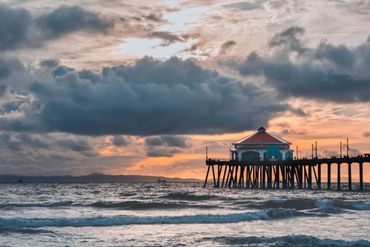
[0,208,300,228]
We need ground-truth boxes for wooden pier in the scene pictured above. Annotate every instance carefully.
[203,155,370,191]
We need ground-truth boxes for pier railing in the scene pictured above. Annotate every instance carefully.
[203,155,370,191]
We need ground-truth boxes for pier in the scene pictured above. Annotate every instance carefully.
[203,155,370,191]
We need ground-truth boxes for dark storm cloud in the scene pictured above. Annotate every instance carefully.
[40,59,59,68]
[0,5,33,51]
[0,57,24,79]
[145,135,190,157]
[0,4,111,51]
[58,138,94,152]
[0,132,96,157]
[237,27,370,102]
[146,147,180,157]
[0,57,291,136]
[112,136,130,146]
[52,65,75,77]
[36,5,112,39]
[145,136,190,148]
[77,70,101,83]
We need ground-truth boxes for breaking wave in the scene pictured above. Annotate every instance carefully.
[161,192,219,201]
[0,201,73,209]
[0,227,54,234]
[88,200,216,210]
[0,208,302,228]
[238,198,370,212]
[209,235,370,247]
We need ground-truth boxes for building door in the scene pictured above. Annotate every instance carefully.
[241,151,260,162]
[267,145,282,160]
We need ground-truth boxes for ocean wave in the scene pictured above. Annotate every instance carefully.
[0,227,54,234]
[118,192,137,197]
[161,192,219,201]
[208,235,370,247]
[242,199,318,210]
[238,198,370,212]
[0,201,73,209]
[315,199,370,211]
[353,202,370,210]
[0,208,302,228]
[88,200,216,210]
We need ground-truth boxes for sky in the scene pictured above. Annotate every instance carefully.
[1,0,370,179]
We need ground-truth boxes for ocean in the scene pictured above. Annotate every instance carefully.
[0,183,369,246]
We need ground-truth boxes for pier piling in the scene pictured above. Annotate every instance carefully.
[337,163,341,191]
[327,163,331,190]
[348,163,352,190]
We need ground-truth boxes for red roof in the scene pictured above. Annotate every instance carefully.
[234,127,291,145]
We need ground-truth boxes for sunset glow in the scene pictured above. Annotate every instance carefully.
[0,0,370,182]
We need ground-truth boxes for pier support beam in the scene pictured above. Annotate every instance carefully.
[290,165,295,189]
[281,166,288,189]
[216,165,222,188]
[275,165,280,189]
[308,165,312,189]
[317,164,321,189]
[221,165,228,188]
[246,165,251,188]
[327,163,331,190]
[203,165,210,188]
[211,164,216,187]
[262,165,266,189]
[348,163,352,191]
[268,166,272,189]
[298,165,303,189]
[359,162,364,191]
[337,163,341,191]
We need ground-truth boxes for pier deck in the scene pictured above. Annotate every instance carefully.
[203,155,370,191]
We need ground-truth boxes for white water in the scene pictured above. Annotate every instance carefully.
[0,183,369,246]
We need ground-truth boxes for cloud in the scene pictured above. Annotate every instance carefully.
[148,31,198,46]
[220,40,236,55]
[0,4,112,51]
[39,59,59,68]
[338,0,370,15]
[224,1,265,11]
[145,136,190,148]
[144,135,190,157]
[150,31,186,45]
[237,27,370,102]
[0,5,33,51]
[143,14,164,22]
[323,149,339,158]
[36,5,112,39]
[268,26,307,54]
[0,132,97,157]
[362,131,370,137]
[0,56,291,136]
[0,57,24,79]
[146,147,181,157]
[112,135,130,146]
[0,131,136,176]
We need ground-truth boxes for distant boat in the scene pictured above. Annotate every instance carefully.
[17,179,23,183]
